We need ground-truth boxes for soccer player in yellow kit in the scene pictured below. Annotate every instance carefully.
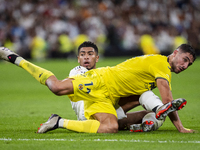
[70,54,171,119]
[0,43,196,133]
[66,41,162,132]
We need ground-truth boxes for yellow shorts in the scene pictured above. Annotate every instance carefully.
[70,70,117,120]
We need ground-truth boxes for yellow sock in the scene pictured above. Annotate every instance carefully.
[63,119,100,133]
[19,59,54,85]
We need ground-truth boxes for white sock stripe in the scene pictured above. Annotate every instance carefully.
[15,57,24,66]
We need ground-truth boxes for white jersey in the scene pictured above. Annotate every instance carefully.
[69,66,88,120]
[69,66,88,77]
[69,66,127,120]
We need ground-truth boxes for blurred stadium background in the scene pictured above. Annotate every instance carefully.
[0,0,199,61]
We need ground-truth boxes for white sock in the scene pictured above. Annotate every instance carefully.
[15,57,24,66]
[58,118,64,128]
[139,91,163,111]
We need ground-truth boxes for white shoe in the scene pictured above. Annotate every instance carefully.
[156,98,187,120]
[0,47,18,61]
[37,114,61,133]
[130,121,155,132]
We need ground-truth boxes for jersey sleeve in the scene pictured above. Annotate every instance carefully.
[149,61,172,90]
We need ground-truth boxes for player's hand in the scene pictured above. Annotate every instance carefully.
[179,127,197,133]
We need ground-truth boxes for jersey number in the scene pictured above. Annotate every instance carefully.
[84,82,93,94]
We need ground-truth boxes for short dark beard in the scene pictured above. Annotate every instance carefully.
[171,61,175,73]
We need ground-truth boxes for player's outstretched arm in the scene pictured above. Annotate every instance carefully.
[168,112,195,133]
[45,76,74,96]
[156,78,194,133]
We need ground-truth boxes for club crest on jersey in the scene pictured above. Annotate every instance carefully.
[78,84,83,90]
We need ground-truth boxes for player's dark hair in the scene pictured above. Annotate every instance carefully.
[177,44,196,61]
[78,41,98,55]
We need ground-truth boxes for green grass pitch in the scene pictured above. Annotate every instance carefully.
[0,56,200,150]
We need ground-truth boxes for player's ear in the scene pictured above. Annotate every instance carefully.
[96,55,99,63]
[78,56,80,63]
[173,49,179,57]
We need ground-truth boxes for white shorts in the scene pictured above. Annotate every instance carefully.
[71,100,87,120]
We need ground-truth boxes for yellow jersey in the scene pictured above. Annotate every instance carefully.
[94,54,171,97]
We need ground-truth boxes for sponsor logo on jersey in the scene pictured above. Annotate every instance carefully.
[39,73,43,78]
[78,84,83,90]
[145,82,156,90]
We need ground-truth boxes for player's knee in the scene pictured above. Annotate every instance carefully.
[99,122,118,133]
[94,113,118,133]
[110,122,119,133]
[109,122,119,133]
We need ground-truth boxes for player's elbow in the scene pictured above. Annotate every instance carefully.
[48,83,73,96]
[45,77,61,95]
[48,84,62,95]
[46,78,73,96]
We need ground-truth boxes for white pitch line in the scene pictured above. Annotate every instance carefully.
[1,138,200,143]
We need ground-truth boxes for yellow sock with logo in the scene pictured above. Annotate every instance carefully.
[19,59,54,85]
[63,119,100,133]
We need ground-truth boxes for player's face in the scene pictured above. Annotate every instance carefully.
[78,47,99,70]
[171,50,194,74]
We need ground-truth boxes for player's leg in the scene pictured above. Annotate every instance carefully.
[118,95,140,112]
[38,98,118,133]
[38,104,118,133]
[117,91,163,132]
[37,114,100,133]
[93,113,118,133]
[66,106,118,133]
[139,91,163,112]
[155,98,187,120]
[129,112,164,132]
[139,91,187,120]
[118,110,148,130]
[71,100,87,121]
[37,112,118,134]
[117,95,153,131]
[0,47,54,85]
[142,112,164,131]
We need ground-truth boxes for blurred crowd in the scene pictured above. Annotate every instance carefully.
[0,0,200,60]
